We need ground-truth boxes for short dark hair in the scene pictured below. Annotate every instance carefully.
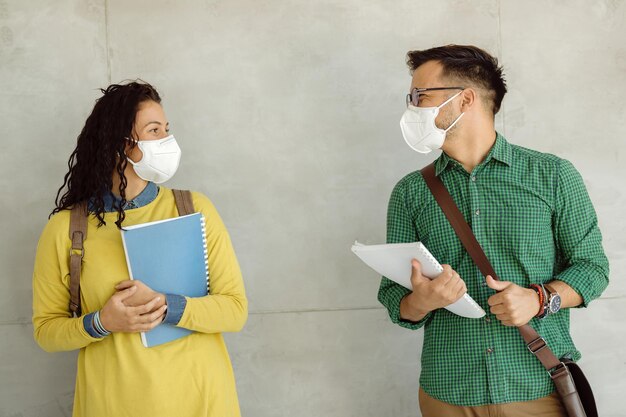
[406,45,507,114]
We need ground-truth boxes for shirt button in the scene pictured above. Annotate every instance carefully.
[486,347,494,354]
[475,209,480,216]
[470,176,476,182]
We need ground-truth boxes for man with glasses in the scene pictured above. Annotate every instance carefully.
[377,45,608,416]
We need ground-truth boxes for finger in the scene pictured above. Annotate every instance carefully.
[487,293,500,307]
[453,278,467,298]
[115,280,134,290]
[495,313,511,322]
[143,313,167,331]
[140,304,168,324]
[485,275,512,292]
[458,277,467,294]
[130,296,162,315]
[434,265,454,285]
[490,305,506,315]
[446,275,463,296]
[115,286,137,302]
[410,259,428,286]
[445,271,463,288]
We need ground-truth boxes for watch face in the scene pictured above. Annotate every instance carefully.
[549,294,562,313]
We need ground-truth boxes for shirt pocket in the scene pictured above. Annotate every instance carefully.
[496,203,555,272]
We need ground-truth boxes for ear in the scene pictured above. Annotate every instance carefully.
[460,88,476,112]
[122,134,140,161]
[122,138,134,157]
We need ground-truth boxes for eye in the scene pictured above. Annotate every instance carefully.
[149,128,159,134]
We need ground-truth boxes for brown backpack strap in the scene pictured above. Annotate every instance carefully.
[172,189,195,216]
[421,162,594,417]
[69,201,88,317]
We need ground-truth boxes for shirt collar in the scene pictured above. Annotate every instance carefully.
[91,182,159,212]
[434,131,512,176]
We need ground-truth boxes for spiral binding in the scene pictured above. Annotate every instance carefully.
[418,243,443,274]
[200,215,210,294]
[419,243,482,312]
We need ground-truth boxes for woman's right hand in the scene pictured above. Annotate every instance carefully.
[99,286,168,333]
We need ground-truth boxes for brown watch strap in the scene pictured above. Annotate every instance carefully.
[544,283,558,296]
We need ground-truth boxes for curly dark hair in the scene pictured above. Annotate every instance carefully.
[51,80,161,228]
[406,45,507,115]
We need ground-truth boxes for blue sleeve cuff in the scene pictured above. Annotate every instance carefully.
[163,294,187,325]
[83,312,104,338]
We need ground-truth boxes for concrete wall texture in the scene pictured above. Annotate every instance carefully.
[1,0,624,416]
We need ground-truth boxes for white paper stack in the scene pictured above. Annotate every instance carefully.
[352,241,485,319]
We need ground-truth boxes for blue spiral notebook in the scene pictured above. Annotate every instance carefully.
[121,212,209,348]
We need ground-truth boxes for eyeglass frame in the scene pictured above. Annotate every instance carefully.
[406,87,465,107]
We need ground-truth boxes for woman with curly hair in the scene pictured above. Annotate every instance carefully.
[32,81,247,417]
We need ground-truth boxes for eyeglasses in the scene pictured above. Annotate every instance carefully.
[406,87,464,107]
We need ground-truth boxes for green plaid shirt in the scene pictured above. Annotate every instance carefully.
[378,132,609,406]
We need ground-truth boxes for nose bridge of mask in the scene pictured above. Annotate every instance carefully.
[404,104,437,121]
[152,136,180,155]
[135,135,176,160]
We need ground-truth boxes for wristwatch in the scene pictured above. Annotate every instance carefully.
[544,284,562,316]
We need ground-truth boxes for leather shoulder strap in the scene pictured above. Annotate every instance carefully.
[420,163,562,371]
[172,189,195,216]
[69,201,88,317]
[420,163,500,280]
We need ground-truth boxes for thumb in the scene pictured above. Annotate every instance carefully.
[485,275,511,292]
[410,259,428,286]
[116,285,137,302]
[115,280,134,290]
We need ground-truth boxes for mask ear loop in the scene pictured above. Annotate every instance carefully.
[444,112,465,133]
[123,137,143,165]
[437,90,464,109]
[438,91,465,133]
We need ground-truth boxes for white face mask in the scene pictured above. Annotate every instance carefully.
[399,91,464,154]
[127,135,181,184]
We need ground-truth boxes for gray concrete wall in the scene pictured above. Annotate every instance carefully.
[1,0,624,416]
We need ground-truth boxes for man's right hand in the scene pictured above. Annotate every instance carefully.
[399,259,467,322]
[99,286,168,333]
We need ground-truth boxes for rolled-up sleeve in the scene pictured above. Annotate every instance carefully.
[553,159,609,307]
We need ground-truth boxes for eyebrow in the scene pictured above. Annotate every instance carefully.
[143,121,170,128]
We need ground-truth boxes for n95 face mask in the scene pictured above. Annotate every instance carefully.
[127,135,181,184]
[399,91,464,154]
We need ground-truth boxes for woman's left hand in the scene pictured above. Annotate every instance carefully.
[115,280,166,312]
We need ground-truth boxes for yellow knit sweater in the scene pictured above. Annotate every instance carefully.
[32,188,247,417]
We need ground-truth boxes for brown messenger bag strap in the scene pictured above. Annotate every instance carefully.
[69,201,88,317]
[172,189,195,216]
[421,163,592,417]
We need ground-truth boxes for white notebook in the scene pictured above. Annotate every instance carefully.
[351,241,485,319]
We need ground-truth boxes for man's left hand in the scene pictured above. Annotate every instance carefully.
[486,276,540,327]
